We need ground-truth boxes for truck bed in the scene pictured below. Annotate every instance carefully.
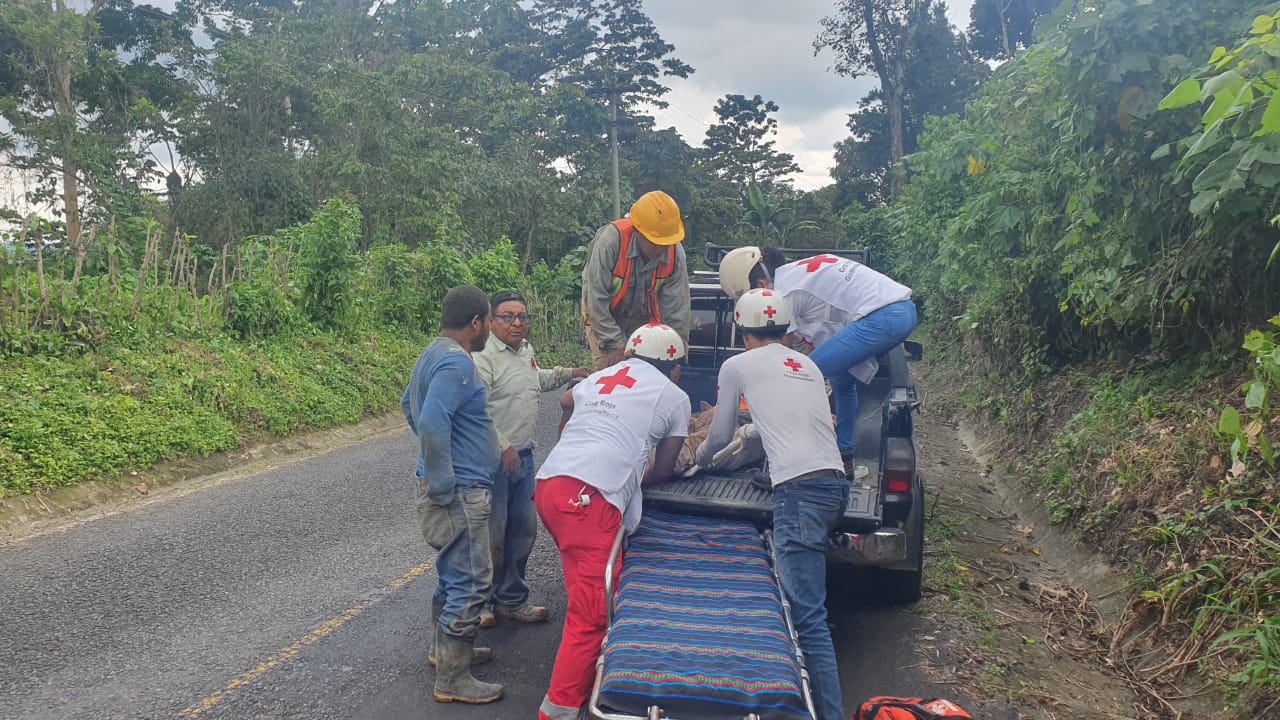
[644,378,890,533]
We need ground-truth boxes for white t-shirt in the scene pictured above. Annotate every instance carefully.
[697,343,843,487]
[775,255,912,382]
[537,358,690,533]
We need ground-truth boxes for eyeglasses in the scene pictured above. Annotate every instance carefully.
[494,313,529,324]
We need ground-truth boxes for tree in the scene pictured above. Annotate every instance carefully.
[623,127,698,203]
[737,184,819,247]
[816,0,933,195]
[967,0,1060,61]
[701,94,801,187]
[1,1,120,255]
[830,4,989,207]
[530,0,692,116]
[0,0,190,273]
[460,137,583,271]
[529,0,693,216]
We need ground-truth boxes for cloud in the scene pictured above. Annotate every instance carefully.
[642,0,975,189]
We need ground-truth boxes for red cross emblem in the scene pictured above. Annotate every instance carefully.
[784,358,803,373]
[763,305,777,319]
[596,366,637,394]
[631,335,643,347]
[735,310,741,321]
[797,255,838,273]
[666,345,678,358]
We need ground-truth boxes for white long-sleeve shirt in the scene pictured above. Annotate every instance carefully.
[473,335,575,452]
[696,343,843,486]
[776,255,912,383]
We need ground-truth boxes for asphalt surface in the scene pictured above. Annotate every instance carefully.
[0,392,947,720]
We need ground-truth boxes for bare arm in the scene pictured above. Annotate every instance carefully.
[643,436,686,486]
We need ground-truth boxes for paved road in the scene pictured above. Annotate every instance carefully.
[0,393,951,720]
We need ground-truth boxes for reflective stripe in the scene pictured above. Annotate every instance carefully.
[539,694,580,720]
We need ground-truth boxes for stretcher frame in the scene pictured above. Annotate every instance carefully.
[587,525,818,720]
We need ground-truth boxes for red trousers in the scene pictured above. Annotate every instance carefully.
[534,475,623,719]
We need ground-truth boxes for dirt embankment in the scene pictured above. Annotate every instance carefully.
[905,364,1233,720]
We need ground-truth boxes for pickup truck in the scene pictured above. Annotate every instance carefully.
[643,244,926,607]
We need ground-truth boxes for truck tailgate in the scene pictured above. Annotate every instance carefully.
[644,471,881,533]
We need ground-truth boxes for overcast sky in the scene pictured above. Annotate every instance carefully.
[643,1,974,190]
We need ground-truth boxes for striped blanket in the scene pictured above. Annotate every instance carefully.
[597,512,809,720]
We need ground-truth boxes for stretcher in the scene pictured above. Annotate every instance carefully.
[588,511,816,720]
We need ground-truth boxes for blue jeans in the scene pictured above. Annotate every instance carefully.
[489,449,538,609]
[809,299,918,453]
[773,474,850,720]
[417,486,493,639]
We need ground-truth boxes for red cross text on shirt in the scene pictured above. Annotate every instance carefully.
[784,358,803,373]
[797,255,839,273]
[596,366,637,394]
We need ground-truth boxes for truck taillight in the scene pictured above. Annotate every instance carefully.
[884,469,912,494]
[881,437,915,495]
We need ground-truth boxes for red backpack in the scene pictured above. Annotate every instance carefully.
[855,696,973,720]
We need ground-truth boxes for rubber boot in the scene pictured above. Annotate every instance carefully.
[432,632,504,704]
[429,602,492,666]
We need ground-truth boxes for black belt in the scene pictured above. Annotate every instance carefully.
[786,468,846,484]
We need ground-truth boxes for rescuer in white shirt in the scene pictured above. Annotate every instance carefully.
[695,289,849,720]
[718,246,917,476]
[533,323,691,720]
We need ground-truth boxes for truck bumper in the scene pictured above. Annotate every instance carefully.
[827,528,909,567]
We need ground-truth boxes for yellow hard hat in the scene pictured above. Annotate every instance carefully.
[629,191,685,246]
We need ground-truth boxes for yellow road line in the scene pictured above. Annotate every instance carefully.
[178,560,435,718]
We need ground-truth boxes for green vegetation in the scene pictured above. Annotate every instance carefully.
[866,1,1280,709]
[0,198,582,496]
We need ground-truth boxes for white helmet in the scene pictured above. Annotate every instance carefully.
[626,323,687,362]
[719,246,763,300]
[735,288,790,330]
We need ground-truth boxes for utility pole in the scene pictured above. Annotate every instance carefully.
[610,95,621,219]
[590,83,637,219]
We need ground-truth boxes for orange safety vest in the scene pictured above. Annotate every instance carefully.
[607,218,677,322]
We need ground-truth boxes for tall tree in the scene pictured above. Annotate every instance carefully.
[529,0,693,216]
[815,0,932,195]
[0,0,189,256]
[830,4,989,208]
[700,94,801,187]
[529,0,693,116]
[967,0,1060,60]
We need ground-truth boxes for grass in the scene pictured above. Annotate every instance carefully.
[0,326,424,496]
[922,340,1280,714]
